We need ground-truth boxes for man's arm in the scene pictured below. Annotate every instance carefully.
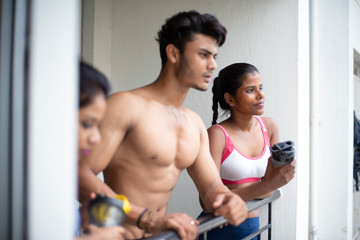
[186,114,247,226]
[78,92,132,202]
[78,92,162,225]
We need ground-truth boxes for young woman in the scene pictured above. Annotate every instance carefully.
[76,62,125,240]
[198,63,295,239]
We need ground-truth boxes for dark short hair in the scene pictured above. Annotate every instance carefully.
[156,10,227,68]
[79,61,110,108]
[212,63,259,124]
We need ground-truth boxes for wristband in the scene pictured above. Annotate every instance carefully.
[137,208,149,229]
[144,211,153,233]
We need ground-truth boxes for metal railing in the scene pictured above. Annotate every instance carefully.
[146,190,281,240]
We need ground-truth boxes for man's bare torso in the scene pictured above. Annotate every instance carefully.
[102,87,202,238]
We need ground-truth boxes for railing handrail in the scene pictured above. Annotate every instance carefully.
[145,190,281,240]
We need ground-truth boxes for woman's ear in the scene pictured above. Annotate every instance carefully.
[224,92,236,107]
[166,44,180,64]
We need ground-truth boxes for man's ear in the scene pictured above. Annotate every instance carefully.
[166,44,180,64]
[224,92,236,107]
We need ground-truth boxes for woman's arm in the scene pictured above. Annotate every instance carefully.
[231,117,295,202]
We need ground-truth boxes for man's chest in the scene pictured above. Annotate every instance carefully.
[128,114,201,169]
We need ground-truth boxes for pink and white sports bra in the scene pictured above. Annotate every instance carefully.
[215,116,271,185]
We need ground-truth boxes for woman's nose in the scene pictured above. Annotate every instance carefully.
[89,128,101,144]
[257,89,264,99]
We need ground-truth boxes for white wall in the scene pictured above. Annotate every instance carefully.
[314,0,352,239]
[296,0,310,238]
[81,0,113,81]
[351,0,360,238]
[83,0,304,238]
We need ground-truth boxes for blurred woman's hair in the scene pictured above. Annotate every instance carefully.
[79,61,110,108]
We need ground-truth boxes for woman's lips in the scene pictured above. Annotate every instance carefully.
[82,149,91,156]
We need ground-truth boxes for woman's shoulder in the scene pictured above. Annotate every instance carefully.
[259,117,279,143]
[208,123,227,138]
[259,116,277,129]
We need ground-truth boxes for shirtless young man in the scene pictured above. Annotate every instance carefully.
[78,11,248,239]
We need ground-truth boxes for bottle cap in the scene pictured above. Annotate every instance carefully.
[270,140,295,167]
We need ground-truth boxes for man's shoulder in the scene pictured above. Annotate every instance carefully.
[102,91,148,124]
[109,90,140,101]
[108,90,148,107]
[183,107,201,119]
[183,107,207,130]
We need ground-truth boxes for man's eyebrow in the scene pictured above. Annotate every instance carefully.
[199,48,217,55]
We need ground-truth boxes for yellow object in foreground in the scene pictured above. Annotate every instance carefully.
[115,194,131,214]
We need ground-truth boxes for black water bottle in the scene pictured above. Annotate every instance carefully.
[270,140,295,167]
[88,194,131,227]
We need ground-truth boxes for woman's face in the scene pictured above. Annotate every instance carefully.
[78,93,107,161]
[232,71,265,115]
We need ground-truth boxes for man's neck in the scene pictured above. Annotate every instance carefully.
[150,68,189,108]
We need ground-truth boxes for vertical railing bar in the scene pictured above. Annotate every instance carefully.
[258,205,262,240]
[268,202,272,240]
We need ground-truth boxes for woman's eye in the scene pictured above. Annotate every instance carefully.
[82,122,92,129]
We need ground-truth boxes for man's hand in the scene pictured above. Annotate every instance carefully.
[148,212,199,240]
[262,157,296,190]
[212,192,247,226]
